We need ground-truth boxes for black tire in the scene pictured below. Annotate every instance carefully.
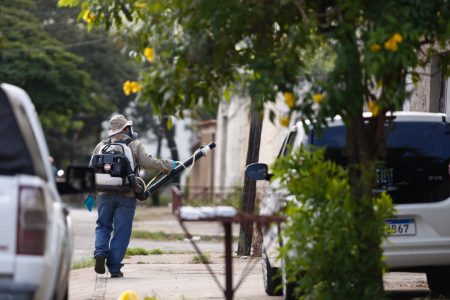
[281,258,298,300]
[53,278,68,300]
[262,251,282,296]
[427,267,450,296]
[63,282,68,300]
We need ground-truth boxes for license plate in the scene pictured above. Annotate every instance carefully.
[385,218,416,236]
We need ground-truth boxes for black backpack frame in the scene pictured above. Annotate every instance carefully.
[90,138,137,192]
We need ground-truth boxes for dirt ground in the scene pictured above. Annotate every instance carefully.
[68,205,435,300]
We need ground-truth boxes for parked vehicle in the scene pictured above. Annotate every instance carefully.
[246,112,450,298]
[0,83,94,300]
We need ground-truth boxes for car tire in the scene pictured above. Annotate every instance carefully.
[62,283,68,300]
[427,267,450,296]
[281,258,298,300]
[53,279,68,300]
[262,251,282,295]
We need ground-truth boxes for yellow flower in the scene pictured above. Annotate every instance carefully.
[392,33,403,43]
[384,33,403,52]
[384,40,398,52]
[131,82,143,93]
[123,81,132,96]
[279,116,290,127]
[82,10,96,24]
[134,1,147,9]
[370,43,381,52]
[368,100,380,116]
[283,92,295,108]
[123,81,143,95]
[312,93,324,104]
[144,47,155,63]
[117,290,140,300]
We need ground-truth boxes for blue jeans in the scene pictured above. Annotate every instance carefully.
[94,194,136,273]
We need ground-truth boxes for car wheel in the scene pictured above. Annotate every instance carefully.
[281,258,298,300]
[427,267,450,296]
[262,251,282,295]
[62,283,68,300]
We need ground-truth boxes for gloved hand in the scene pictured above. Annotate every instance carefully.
[135,181,147,201]
[83,194,96,212]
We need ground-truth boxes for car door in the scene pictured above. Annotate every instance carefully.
[262,124,307,265]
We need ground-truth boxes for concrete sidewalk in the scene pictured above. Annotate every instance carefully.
[69,206,277,299]
[69,254,279,300]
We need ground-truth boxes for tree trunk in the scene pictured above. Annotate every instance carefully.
[347,117,384,296]
[237,105,263,256]
[340,29,387,296]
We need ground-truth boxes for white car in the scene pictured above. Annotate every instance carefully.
[246,112,450,298]
[0,83,93,300]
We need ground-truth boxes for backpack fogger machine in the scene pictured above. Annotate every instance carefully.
[91,141,216,199]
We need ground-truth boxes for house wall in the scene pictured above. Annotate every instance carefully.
[213,97,289,201]
[214,96,251,190]
[410,63,433,112]
[410,54,449,113]
[187,120,216,198]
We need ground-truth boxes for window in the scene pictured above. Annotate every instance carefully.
[311,121,450,204]
[0,88,34,176]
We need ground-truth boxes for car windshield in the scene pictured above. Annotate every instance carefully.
[0,88,35,176]
[311,121,450,204]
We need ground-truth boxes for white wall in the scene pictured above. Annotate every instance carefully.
[213,96,290,193]
[214,96,251,189]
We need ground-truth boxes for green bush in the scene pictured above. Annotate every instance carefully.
[273,148,394,300]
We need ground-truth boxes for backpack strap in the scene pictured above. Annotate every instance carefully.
[121,137,139,174]
[123,137,136,145]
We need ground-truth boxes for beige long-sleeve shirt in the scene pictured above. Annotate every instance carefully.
[92,132,174,197]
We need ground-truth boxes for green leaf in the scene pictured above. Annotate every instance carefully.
[223,88,231,102]
[57,0,80,7]
[166,116,173,130]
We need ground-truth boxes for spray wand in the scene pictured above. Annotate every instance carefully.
[141,141,216,197]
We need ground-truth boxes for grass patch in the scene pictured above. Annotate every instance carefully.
[72,258,95,270]
[126,247,151,256]
[191,253,211,264]
[149,248,164,255]
[132,230,226,242]
[132,230,185,241]
[126,247,174,256]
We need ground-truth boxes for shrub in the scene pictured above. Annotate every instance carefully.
[273,148,393,299]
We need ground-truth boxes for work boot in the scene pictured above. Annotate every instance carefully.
[94,256,106,274]
[110,271,124,278]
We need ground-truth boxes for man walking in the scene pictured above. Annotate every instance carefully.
[91,114,176,277]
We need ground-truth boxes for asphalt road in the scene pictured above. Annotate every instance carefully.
[68,206,435,300]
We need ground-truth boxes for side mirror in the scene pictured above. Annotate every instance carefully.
[245,163,272,181]
[57,166,95,194]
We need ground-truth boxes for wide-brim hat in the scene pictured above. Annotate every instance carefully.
[108,114,133,137]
